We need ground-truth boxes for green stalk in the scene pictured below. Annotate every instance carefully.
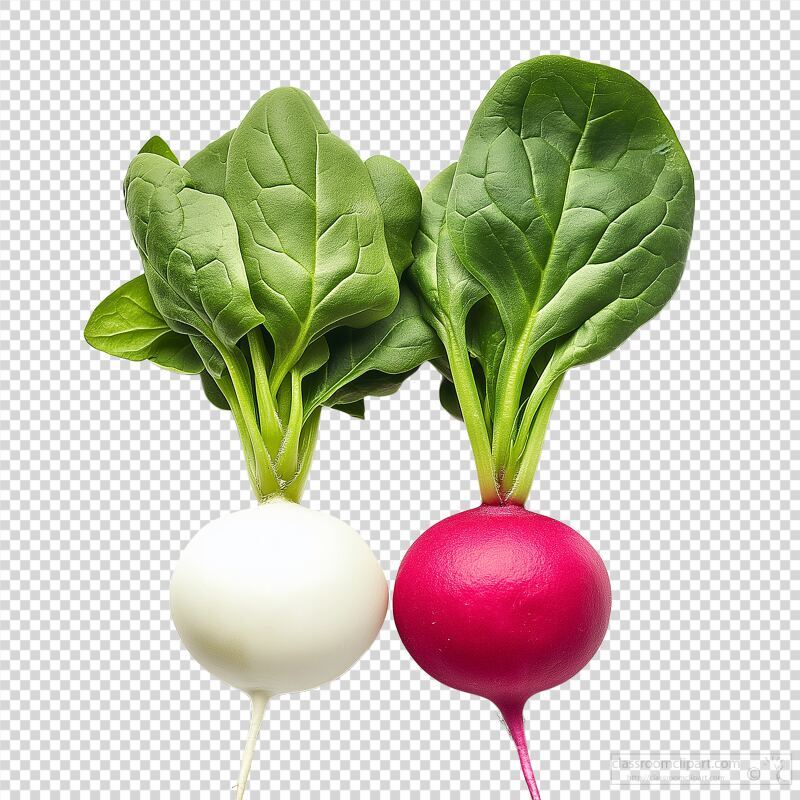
[284,409,321,502]
[212,340,279,500]
[276,369,304,483]
[509,362,562,467]
[268,329,309,405]
[214,374,271,501]
[444,324,499,504]
[506,375,563,504]
[247,329,283,453]
[490,342,531,494]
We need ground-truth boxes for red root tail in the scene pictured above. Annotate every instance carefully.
[497,702,541,800]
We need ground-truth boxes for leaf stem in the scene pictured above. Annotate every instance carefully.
[510,361,562,466]
[276,369,304,483]
[444,324,499,504]
[284,409,320,502]
[214,373,263,499]
[507,375,562,504]
[247,329,283,452]
[269,330,309,406]
[490,343,531,494]
[212,339,280,500]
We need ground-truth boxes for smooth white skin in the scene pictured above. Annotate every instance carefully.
[170,498,389,696]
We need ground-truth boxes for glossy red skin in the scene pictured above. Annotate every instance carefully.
[393,505,612,709]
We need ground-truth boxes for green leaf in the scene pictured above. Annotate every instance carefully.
[84,274,203,374]
[447,55,694,378]
[431,355,453,382]
[223,88,399,384]
[323,368,418,408]
[329,399,365,419]
[466,296,505,415]
[403,57,694,503]
[439,378,463,420]
[189,335,226,379]
[184,129,234,196]
[407,165,497,498]
[124,152,264,351]
[408,164,486,336]
[366,155,422,276]
[200,370,230,410]
[303,287,442,420]
[293,336,330,379]
[139,136,179,164]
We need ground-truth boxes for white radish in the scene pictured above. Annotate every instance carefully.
[170,498,388,798]
[84,94,430,797]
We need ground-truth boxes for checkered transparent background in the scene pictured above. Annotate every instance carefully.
[1,0,797,798]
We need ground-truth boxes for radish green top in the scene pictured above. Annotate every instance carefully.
[85,88,441,501]
[408,56,695,504]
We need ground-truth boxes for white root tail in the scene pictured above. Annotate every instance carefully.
[235,691,270,800]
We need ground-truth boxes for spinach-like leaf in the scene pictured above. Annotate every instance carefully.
[88,88,430,504]
[303,287,442,420]
[184,130,234,196]
[224,88,399,385]
[408,164,497,498]
[465,296,505,418]
[124,153,264,351]
[448,55,694,383]
[406,56,694,503]
[330,399,366,419]
[84,274,203,373]
[138,136,180,164]
[323,368,418,408]
[366,155,422,276]
[200,369,230,409]
[408,164,486,335]
[439,378,463,420]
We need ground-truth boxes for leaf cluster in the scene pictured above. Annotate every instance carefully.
[86,58,695,507]
[407,56,695,503]
[85,92,441,500]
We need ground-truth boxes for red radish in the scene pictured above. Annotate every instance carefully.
[393,505,611,798]
[401,56,692,795]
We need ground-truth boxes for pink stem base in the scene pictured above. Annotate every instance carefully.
[497,702,541,800]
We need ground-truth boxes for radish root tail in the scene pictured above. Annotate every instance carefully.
[497,703,541,800]
[235,691,270,800]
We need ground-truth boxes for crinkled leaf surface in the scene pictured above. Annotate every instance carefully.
[84,274,203,373]
[366,154,422,276]
[124,153,264,351]
[184,129,234,196]
[223,88,399,379]
[447,55,694,379]
[303,287,442,420]
[408,164,486,335]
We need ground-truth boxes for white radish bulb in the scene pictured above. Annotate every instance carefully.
[171,498,388,692]
[169,498,388,797]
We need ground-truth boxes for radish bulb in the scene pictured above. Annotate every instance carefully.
[171,499,388,797]
[393,505,610,799]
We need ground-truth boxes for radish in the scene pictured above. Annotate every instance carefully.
[170,500,388,799]
[85,88,440,797]
[398,57,694,796]
[394,507,611,799]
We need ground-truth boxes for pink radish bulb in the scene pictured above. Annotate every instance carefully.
[393,504,611,799]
